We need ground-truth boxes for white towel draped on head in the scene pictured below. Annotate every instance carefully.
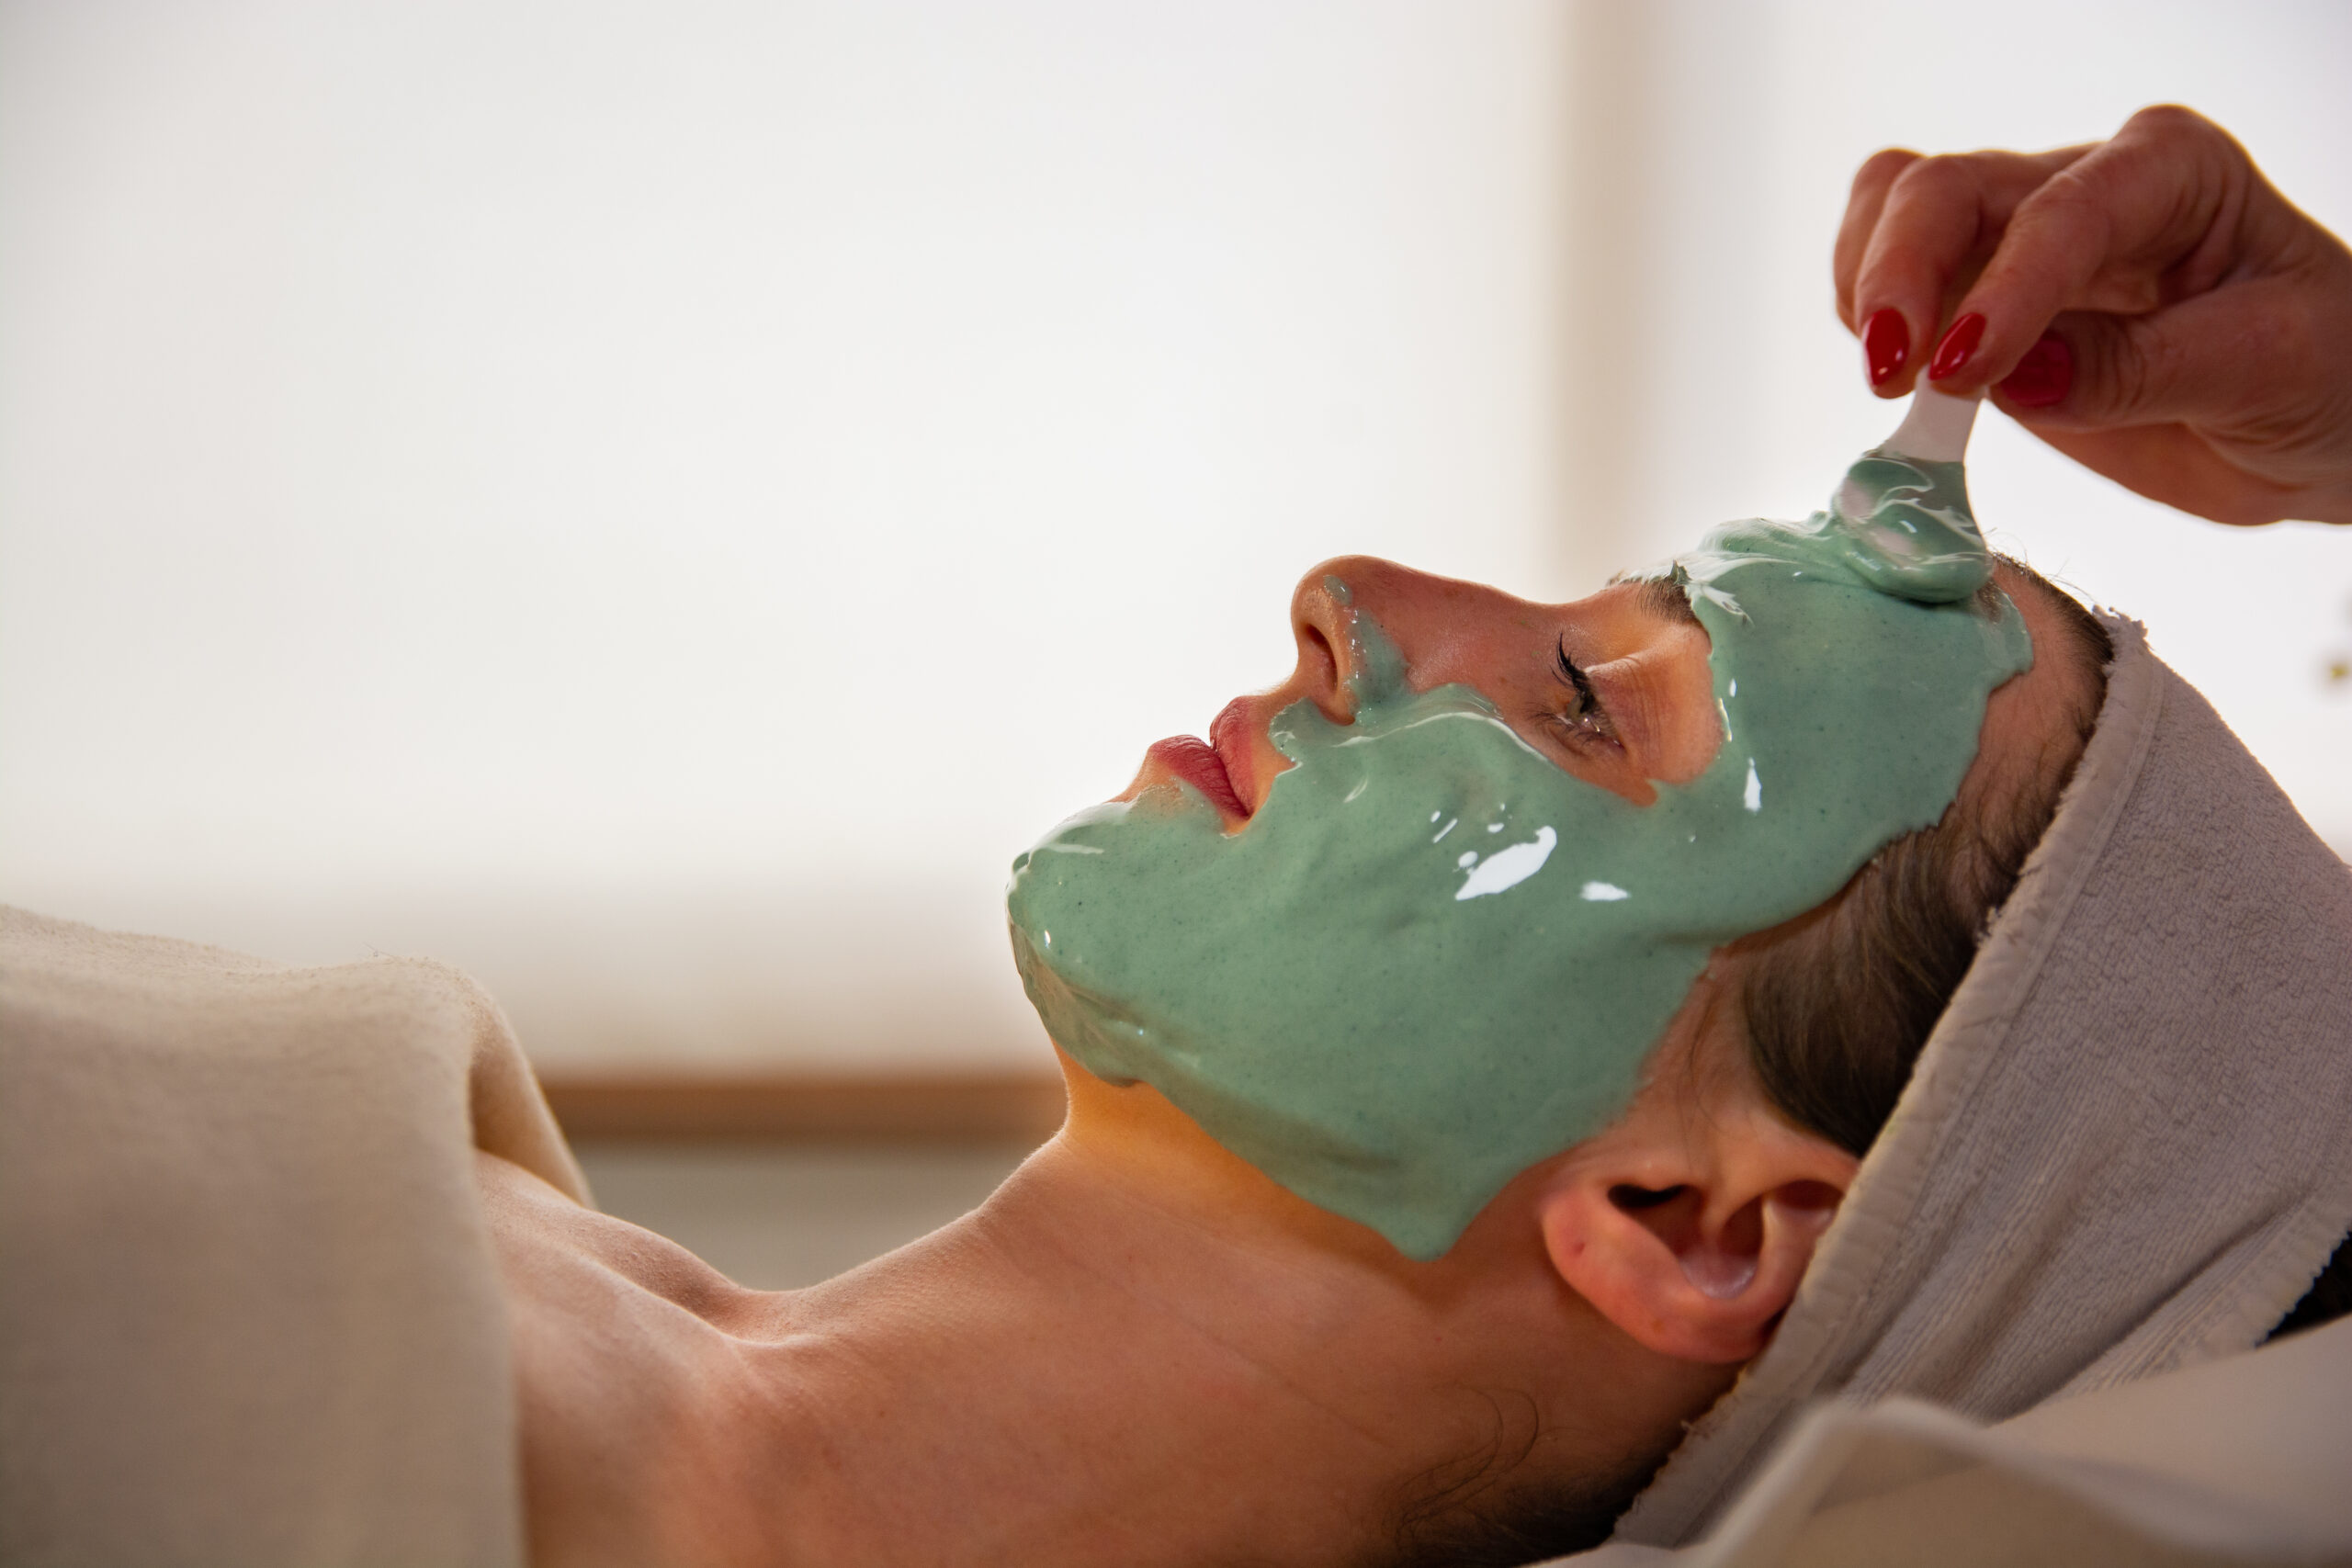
[1616,615,2352,1548]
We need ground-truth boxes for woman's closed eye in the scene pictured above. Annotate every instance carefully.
[1549,637,1623,751]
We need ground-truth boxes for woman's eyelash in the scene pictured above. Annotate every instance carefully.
[1552,637,1619,745]
[1555,639,1597,709]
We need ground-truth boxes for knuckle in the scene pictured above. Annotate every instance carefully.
[2103,326,2164,415]
[1891,152,1978,203]
[2121,102,2214,151]
[2021,167,2097,220]
[1852,146,1919,195]
[2014,163,2114,245]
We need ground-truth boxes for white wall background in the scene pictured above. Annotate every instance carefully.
[5,0,2346,1071]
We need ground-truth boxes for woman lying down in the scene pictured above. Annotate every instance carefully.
[6,461,2352,1567]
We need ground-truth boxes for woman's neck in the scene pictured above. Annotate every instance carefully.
[489,1071,1724,1567]
[728,1073,1715,1565]
[749,1141,1420,1565]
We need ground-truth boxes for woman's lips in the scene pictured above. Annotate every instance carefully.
[1137,695,1266,823]
[1206,696,1259,810]
[1144,735,1248,820]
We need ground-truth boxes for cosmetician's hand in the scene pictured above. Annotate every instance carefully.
[1836,104,2352,526]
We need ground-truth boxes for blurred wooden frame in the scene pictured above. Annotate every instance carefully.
[538,1071,1068,1144]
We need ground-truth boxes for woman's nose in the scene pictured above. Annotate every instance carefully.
[1287,555,1430,722]
[1287,570,1354,723]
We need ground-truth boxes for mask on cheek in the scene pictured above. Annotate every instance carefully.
[1006,497,2031,1262]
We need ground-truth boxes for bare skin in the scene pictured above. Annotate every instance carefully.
[480,555,2096,1567]
[480,1072,1734,1567]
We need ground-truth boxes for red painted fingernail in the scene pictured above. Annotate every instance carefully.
[1927,312,1985,381]
[1997,330,2073,409]
[1862,309,1909,387]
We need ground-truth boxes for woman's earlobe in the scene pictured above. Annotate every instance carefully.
[1536,1165,1850,1365]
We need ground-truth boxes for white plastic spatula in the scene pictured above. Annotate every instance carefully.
[1832,384,1981,526]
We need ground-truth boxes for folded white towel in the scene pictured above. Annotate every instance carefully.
[1566,1314,2352,1567]
[0,907,584,1568]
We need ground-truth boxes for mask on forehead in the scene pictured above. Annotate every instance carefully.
[1006,465,2031,1261]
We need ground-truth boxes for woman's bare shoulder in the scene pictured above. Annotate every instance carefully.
[473,1151,811,1565]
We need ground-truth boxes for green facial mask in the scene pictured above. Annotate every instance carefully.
[1006,473,2031,1261]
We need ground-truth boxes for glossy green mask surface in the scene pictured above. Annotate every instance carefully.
[1007,499,2031,1260]
[1826,450,1988,603]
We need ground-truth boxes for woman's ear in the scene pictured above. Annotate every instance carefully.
[1534,1030,1859,1364]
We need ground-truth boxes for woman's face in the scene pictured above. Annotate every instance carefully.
[1125,556,1724,825]
[1009,539,2031,1260]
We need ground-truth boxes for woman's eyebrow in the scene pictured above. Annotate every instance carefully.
[1623,574,1702,628]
